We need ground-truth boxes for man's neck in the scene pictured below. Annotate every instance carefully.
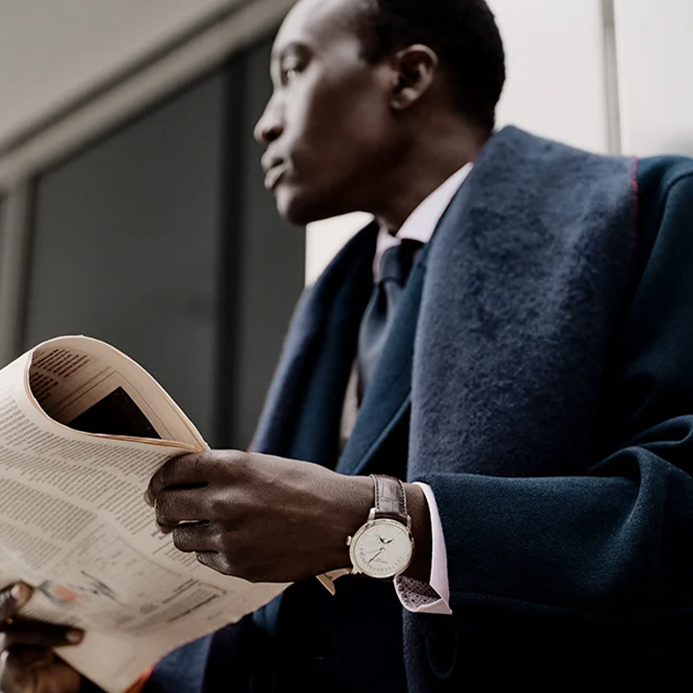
[372,129,486,232]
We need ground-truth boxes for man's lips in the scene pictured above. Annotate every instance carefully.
[264,165,286,191]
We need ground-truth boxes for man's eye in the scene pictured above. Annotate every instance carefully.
[282,63,303,84]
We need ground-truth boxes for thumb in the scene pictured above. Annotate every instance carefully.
[0,584,33,622]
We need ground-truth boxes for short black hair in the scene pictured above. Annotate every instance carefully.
[357,0,505,133]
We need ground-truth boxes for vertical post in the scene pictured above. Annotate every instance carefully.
[0,180,33,366]
[602,0,624,155]
[214,57,246,449]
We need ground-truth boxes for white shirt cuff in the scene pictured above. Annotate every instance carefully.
[394,482,452,615]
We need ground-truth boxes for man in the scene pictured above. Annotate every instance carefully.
[3,0,693,690]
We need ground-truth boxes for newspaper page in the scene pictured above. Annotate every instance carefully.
[0,336,288,692]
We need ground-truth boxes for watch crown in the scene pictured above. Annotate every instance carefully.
[346,535,352,546]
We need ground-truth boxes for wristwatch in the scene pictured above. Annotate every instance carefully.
[347,474,415,578]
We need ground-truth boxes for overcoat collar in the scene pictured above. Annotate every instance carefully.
[254,125,637,482]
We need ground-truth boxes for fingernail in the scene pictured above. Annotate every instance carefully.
[10,582,32,605]
[66,628,84,644]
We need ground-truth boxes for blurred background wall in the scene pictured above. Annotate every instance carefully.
[0,0,690,447]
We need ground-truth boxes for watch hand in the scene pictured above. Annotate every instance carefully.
[367,548,385,564]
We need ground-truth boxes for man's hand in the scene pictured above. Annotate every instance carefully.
[0,582,84,693]
[146,451,378,583]
[146,451,433,583]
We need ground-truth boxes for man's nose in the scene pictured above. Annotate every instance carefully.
[254,97,283,144]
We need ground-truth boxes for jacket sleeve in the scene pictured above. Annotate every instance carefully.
[416,171,693,617]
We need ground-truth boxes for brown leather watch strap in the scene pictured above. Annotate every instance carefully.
[370,474,408,523]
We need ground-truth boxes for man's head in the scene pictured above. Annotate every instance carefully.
[255,0,505,226]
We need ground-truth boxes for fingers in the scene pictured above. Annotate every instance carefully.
[0,584,84,649]
[154,488,210,533]
[0,585,85,693]
[2,621,83,649]
[0,584,32,622]
[0,649,82,692]
[146,453,212,506]
[171,522,217,553]
[1,646,55,671]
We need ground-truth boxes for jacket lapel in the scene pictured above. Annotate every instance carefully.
[336,244,429,476]
[255,217,432,477]
[252,222,378,467]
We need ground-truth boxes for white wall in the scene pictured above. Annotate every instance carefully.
[0,0,239,147]
[491,0,610,153]
[615,0,693,156]
[305,213,373,284]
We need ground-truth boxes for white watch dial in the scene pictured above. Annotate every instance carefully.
[350,519,414,578]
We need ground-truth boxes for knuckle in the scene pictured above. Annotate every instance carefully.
[209,494,226,520]
[189,453,210,479]
[215,525,236,554]
[210,490,240,522]
[212,523,227,548]
[153,463,172,492]
[151,456,182,495]
[219,449,246,471]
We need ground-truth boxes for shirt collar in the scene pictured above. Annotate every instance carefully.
[374,162,473,273]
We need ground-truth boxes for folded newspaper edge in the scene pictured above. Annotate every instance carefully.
[0,335,288,692]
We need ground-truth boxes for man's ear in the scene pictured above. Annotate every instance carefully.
[390,44,439,111]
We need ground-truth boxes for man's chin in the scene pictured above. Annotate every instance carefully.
[275,188,341,226]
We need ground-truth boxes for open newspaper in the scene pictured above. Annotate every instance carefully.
[0,335,288,692]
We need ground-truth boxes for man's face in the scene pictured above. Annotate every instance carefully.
[254,0,398,224]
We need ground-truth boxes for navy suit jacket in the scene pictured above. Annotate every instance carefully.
[144,128,693,691]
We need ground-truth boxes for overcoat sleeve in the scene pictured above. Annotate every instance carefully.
[416,163,693,617]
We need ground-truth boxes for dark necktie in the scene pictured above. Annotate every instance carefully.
[357,238,422,402]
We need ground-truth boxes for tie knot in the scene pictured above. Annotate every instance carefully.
[377,239,423,285]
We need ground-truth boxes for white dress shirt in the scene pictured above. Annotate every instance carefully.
[372,162,473,273]
[354,162,473,615]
